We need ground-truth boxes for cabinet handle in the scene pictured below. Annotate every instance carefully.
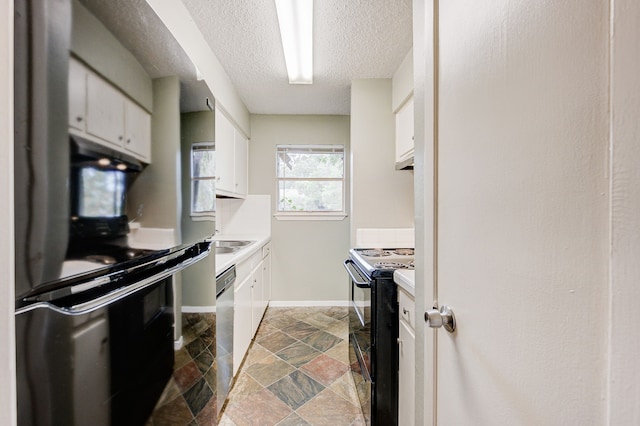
[118,135,123,141]
[403,308,409,315]
[76,116,83,122]
[126,138,131,144]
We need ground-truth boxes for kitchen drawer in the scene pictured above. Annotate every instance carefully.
[250,251,262,270]
[398,287,416,330]
[262,242,271,259]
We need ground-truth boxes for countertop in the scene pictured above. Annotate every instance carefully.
[394,269,415,297]
[214,233,271,276]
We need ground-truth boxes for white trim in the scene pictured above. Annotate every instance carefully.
[0,0,16,423]
[191,215,216,221]
[173,336,184,350]
[274,213,347,221]
[181,305,216,313]
[268,300,349,307]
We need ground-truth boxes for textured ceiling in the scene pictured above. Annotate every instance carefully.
[79,0,413,115]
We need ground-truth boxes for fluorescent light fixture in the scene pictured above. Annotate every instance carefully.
[275,0,313,84]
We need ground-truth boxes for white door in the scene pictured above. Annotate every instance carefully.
[418,0,610,424]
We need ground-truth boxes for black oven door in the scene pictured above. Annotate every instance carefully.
[344,259,373,423]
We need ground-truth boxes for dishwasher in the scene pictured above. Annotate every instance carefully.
[216,265,235,416]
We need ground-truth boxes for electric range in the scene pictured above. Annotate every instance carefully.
[344,247,414,425]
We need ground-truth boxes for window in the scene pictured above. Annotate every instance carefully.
[276,145,345,218]
[191,143,216,218]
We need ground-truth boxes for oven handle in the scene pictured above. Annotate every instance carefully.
[343,259,371,288]
[15,249,209,317]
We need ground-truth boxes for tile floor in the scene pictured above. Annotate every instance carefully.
[147,312,218,425]
[148,307,365,426]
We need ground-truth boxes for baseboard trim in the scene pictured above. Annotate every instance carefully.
[268,300,349,307]
[174,336,183,350]
[181,305,216,313]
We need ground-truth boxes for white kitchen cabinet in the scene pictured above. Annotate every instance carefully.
[262,244,271,303]
[234,131,248,196]
[68,58,87,131]
[231,241,272,375]
[123,99,151,160]
[71,60,151,163]
[233,273,252,375]
[86,70,125,147]
[215,106,248,198]
[397,286,415,426]
[395,96,414,165]
[250,263,264,337]
[215,107,235,194]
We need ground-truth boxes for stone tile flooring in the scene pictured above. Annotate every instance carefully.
[219,306,365,426]
[146,307,364,425]
[147,312,217,425]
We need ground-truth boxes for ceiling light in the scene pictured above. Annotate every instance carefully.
[98,158,111,166]
[275,0,313,84]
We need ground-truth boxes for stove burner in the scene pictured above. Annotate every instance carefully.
[361,249,392,257]
[393,248,414,256]
[373,261,410,270]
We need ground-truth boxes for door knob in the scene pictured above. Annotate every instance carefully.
[424,305,456,333]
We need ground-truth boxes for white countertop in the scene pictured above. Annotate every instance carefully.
[214,233,271,275]
[394,269,415,296]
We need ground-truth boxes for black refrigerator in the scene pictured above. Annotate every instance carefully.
[13,1,212,424]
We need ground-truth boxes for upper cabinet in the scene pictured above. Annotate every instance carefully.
[69,57,152,163]
[395,96,414,165]
[215,106,248,198]
[392,50,414,170]
[68,58,87,131]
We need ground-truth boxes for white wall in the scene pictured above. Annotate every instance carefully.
[72,0,153,111]
[0,0,16,423]
[249,115,350,303]
[145,0,250,136]
[609,0,640,423]
[350,79,415,245]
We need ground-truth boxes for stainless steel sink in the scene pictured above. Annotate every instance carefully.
[214,240,255,254]
[215,246,237,254]
[214,240,254,248]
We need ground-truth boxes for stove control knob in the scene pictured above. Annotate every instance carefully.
[424,305,456,333]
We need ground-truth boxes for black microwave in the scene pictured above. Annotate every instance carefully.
[69,136,144,241]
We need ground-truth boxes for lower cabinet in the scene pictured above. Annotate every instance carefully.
[232,242,272,375]
[233,273,253,375]
[398,287,416,426]
[250,263,264,337]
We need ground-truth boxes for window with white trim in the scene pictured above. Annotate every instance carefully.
[276,145,345,216]
[191,142,216,217]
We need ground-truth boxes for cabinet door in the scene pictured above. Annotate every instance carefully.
[86,71,124,147]
[68,58,86,131]
[234,130,248,196]
[124,99,151,162]
[233,275,252,375]
[398,319,416,426]
[215,108,235,194]
[250,263,264,337]
[395,96,414,162]
[262,252,271,306]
